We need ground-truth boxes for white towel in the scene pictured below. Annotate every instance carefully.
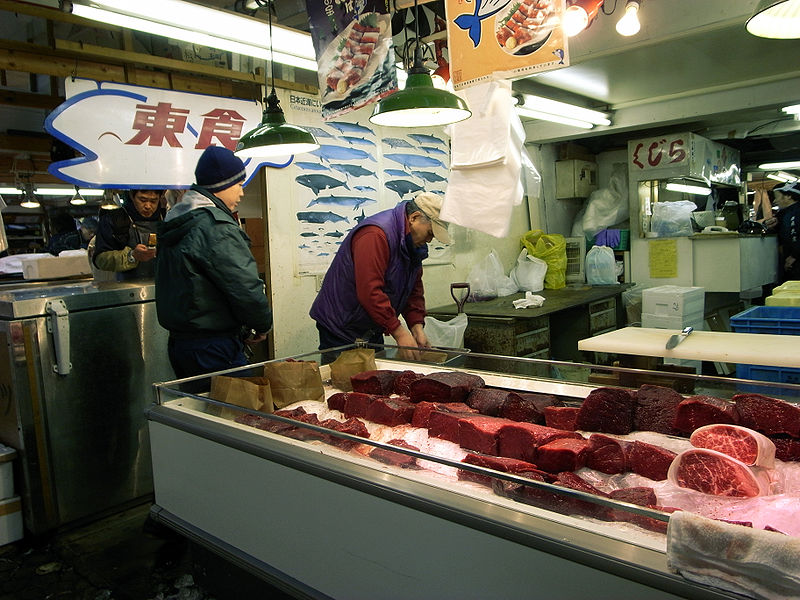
[667,510,800,600]
[448,80,513,169]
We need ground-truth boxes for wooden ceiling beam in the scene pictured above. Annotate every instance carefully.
[0,133,51,153]
[0,89,62,110]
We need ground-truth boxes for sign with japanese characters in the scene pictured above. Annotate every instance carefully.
[445,0,568,90]
[45,79,288,189]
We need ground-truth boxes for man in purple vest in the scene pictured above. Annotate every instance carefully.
[310,192,451,363]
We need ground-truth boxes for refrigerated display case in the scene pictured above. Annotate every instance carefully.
[0,280,174,534]
[147,347,800,599]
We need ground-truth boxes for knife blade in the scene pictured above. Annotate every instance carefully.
[665,326,693,349]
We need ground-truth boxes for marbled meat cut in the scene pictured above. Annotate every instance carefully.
[673,395,739,434]
[408,371,485,403]
[535,437,591,473]
[427,411,463,444]
[350,370,399,395]
[466,388,518,416]
[626,440,676,481]
[499,392,561,424]
[586,433,629,474]
[734,393,800,438]
[690,424,776,468]
[457,415,510,455]
[576,387,637,434]
[411,401,476,428]
[497,422,582,463]
[667,448,768,497]
[458,452,543,486]
[369,439,419,468]
[544,406,580,431]
[365,396,415,426]
[772,436,800,462]
[634,384,683,435]
[392,370,424,395]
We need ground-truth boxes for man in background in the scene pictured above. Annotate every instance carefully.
[766,181,800,282]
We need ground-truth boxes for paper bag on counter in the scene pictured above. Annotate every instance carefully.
[209,375,273,420]
[329,348,377,391]
[264,359,325,408]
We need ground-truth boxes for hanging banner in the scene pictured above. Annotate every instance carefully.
[45,78,289,190]
[306,0,397,121]
[445,0,569,90]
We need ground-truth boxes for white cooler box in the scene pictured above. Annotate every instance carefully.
[21,252,91,280]
[642,285,705,317]
[641,311,705,330]
[0,445,16,500]
[0,496,23,545]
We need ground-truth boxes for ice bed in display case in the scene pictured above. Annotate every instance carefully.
[146,345,800,600]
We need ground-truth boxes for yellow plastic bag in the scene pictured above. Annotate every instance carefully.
[521,230,567,289]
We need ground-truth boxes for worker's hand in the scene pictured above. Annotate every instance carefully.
[410,323,431,349]
[245,331,268,344]
[763,217,778,230]
[132,243,156,262]
[391,326,421,361]
[786,256,796,271]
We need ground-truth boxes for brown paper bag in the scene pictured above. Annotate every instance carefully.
[209,375,273,420]
[263,359,325,408]
[329,348,377,391]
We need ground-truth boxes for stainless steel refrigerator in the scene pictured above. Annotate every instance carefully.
[0,280,173,534]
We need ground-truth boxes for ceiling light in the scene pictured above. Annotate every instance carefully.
[767,173,793,182]
[370,0,471,128]
[0,187,104,196]
[759,160,800,170]
[616,1,641,36]
[235,1,318,158]
[665,179,711,196]
[563,0,605,37]
[100,191,121,210]
[70,185,87,206]
[515,93,611,129]
[69,0,317,70]
[783,104,800,114]
[516,106,594,129]
[746,0,800,39]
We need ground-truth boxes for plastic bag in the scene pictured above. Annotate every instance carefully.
[585,245,618,285]
[466,249,518,301]
[424,312,468,349]
[509,248,547,293]
[580,163,630,238]
[521,230,567,290]
[650,200,697,237]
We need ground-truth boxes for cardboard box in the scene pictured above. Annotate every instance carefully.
[21,253,91,280]
[0,445,16,501]
[0,496,23,546]
[642,285,705,317]
[641,310,705,330]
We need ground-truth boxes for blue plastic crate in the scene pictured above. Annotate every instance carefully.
[730,306,800,335]
[735,364,800,397]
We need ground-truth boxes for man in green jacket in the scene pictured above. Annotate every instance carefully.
[155,146,272,378]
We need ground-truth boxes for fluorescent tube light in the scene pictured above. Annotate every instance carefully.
[759,160,800,170]
[0,187,104,196]
[782,104,800,114]
[516,106,594,129]
[71,0,317,71]
[515,93,610,129]
[665,182,711,196]
[767,173,792,182]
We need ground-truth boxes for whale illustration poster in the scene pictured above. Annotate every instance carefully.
[444,0,569,89]
[285,92,451,275]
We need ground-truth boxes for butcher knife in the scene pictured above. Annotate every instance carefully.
[665,326,693,349]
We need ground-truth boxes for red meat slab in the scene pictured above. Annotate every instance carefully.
[350,370,400,395]
[497,422,582,463]
[544,406,580,431]
[586,433,629,474]
[626,441,676,481]
[536,437,591,473]
[457,415,510,455]
[411,402,476,428]
[634,384,683,435]
[734,393,800,438]
[365,396,415,426]
[576,387,637,435]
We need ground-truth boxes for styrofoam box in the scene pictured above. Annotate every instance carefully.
[0,496,23,546]
[0,445,16,501]
[642,310,705,330]
[642,285,705,317]
[21,253,91,280]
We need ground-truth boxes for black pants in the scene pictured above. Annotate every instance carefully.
[168,335,247,379]
[316,322,382,365]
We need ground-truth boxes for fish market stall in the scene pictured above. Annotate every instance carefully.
[147,347,800,600]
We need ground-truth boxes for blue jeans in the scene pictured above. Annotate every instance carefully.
[168,335,247,379]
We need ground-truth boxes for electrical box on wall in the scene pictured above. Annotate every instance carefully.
[556,159,598,199]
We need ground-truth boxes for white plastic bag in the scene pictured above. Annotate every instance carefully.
[650,200,697,237]
[467,249,519,301]
[585,245,618,285]
[580,163,630,238]
[424,312,468,349]
[509,248,547,293]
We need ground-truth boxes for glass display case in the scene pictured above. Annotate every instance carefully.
[147,345,800,600]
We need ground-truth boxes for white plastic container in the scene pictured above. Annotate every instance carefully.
[641,310,705,330]
[0,496,23,545]
[21,253,91,280]
[642,285,705,317]
[0,445,16,500]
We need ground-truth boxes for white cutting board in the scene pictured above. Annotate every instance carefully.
[578,327,799,368]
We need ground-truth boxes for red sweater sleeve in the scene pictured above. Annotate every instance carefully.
[402,272,426,328]
[352,226,402,335]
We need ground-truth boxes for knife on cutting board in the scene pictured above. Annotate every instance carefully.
[666,326,693,349]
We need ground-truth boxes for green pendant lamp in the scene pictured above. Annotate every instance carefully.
[746,0,800,39]
[370,0,471,128]
[235,0,318,158]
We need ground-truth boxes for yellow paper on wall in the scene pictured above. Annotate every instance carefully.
[649,239,678,278]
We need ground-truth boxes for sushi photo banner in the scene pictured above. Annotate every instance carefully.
[445,0,569,90]
[306,0,398,121]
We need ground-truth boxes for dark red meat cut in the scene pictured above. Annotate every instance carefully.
[576,387,637,434]
[634,384,683,435]
[369,439,419,468]
[497,422,582,463]
[500,392,561,424]
[608,487,667,533]
[771,436,800,461]
[364,396,415,426]
[466,388,517,416]
[342,392,379,419]
[350,370,399,395]
[327,392,347,412]
[408,371,485,403]
[668,448,766,497]
[457,415,509,455]
[411,402,476,428]
[609,486,658,507]
[458,452,542,486]
[393,370,424,395]
[322,417,370,450]
[553,471,612,520]
[258,407,308,434]
[586,433,629,474]
[544,406,581,431]
[234,413,270,428]
[285,412,327,441]
[427,411,463,443]
[673,395,739,434]
[626,441,676,481]
[734,393,800,438]
[536,437,591,473]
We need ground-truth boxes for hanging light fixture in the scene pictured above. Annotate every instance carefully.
[369,0,471,128]
[235,0,319,159]
[562,0,605,37]
[746,0,800,39]
[615,1,641,36]
[100,190,121,210]
[70,185,87,206]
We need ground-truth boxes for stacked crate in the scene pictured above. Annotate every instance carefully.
[642,285,706,374]
[0,444,23,545]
